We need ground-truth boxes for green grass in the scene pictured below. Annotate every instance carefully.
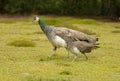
[111,30,120,33]
[59,70,72,75]
[0,16,120,81]
[8,38,35,47]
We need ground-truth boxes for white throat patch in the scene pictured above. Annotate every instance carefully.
[36,17,39,21]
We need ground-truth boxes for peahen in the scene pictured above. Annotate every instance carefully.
[33,16,99,58]
[65,31,99,62]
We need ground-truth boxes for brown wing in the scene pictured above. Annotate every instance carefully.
[52,27,69,38]
[69,29,97,44]
[74,41,95,53]
[52,27,98,44]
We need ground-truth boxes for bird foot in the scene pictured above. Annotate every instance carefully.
[49,53,55,58]
[71,56,77,62]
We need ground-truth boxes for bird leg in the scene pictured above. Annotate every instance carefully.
[83,53,88,60]
[66,47,70,59]
[67,50,70,59]
[49,47,57,57]
[72,55,78,62]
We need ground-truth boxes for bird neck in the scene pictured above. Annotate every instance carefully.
[66,37,74,49]
[38,19,53,35]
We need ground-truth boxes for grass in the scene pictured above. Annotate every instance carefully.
[8,38,35,47]
[111,30,120,33]
[0,16,120,81]
[59,70,72,75]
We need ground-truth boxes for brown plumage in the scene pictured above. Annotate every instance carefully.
[73,41,98,53]
[65,31,99,62]
[53,27,98,44]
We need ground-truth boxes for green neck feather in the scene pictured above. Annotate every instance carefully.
[38,19,53,36]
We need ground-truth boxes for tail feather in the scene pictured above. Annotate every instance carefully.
[96,42,100,45]
[93,43,100,49]
[96,38,99,41]
[96,37,100,45]
[94,45,100,49]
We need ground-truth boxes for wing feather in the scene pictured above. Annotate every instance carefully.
[52,27,97,44]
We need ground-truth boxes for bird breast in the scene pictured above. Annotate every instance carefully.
[52,36,67,47]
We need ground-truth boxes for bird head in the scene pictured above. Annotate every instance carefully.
[65,31,72,41]
[65,31,72,37]
[32,16,39,23]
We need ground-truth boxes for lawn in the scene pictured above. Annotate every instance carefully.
[0,16,120,81]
